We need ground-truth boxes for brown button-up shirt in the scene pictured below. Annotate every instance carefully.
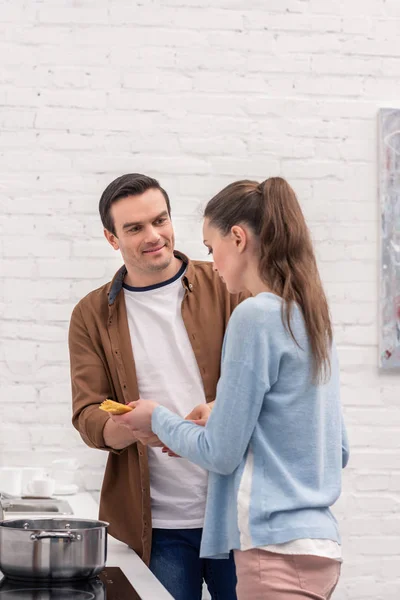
[69,251,248,564]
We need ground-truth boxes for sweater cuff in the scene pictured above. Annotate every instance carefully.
[152,405,176,439]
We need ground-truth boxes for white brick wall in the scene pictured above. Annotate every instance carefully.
[0,1,398,597]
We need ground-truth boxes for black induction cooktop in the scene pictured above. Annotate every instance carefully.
[0,567,142,600]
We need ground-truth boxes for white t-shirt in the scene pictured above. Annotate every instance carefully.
[123,265,208,528]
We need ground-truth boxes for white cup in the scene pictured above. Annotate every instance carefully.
[25,477,55,498]
[0,467,22,497]
[21,468,46,496]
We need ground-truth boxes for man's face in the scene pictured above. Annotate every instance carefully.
[105,189,175,276]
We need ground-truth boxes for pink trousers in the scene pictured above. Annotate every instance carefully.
[234,549,341,600]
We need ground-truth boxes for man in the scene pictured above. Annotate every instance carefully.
[69,173,248,600]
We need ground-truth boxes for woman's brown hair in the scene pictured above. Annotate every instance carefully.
[204,177,332,383]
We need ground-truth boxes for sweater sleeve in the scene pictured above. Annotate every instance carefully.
[152,298,280,475]
[341,413,350,468]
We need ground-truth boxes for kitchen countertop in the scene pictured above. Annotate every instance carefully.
[2,492,173,600]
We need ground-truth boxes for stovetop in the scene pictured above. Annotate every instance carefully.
[0,567,142,600]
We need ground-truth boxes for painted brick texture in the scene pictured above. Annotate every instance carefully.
[1,1,399,597]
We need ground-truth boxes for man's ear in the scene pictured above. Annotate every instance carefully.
[104,228,119,250]
[230,225,247,253]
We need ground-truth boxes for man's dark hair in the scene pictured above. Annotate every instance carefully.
[99,173,171,236]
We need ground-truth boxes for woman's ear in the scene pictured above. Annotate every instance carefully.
[230,225,247,253]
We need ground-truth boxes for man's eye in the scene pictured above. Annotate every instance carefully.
[155,218,167,225]
[207,249,213,255]
[129,227,140,233]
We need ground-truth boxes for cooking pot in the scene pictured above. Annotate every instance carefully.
[0,518,108,581]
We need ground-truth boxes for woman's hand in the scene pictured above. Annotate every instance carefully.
[111,399,159,436]
[184,401,214,426]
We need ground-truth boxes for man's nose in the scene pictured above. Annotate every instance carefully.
[145,226,161,243]
[212,262,218,272]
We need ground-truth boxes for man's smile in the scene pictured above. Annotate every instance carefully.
[142,244,166,254]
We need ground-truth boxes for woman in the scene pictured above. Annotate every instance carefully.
[114,177,349,599]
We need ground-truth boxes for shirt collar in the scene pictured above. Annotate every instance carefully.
[107,250,194,306]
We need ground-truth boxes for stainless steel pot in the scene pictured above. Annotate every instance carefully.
[0,518,108,581]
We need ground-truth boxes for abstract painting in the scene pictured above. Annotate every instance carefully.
[379,108,400,369]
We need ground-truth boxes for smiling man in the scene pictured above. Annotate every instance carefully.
[69,173,248,600]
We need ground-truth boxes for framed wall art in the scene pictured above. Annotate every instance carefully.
[378,108,400,369]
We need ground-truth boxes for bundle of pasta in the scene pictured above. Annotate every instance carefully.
[99,399,133,415]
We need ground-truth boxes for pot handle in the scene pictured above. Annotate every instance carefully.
[30,531,82,542]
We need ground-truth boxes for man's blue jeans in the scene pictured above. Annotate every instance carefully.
[149,528,237,600]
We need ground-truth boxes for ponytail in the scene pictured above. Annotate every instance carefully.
[259,178,332,383]
[204,177,332,383]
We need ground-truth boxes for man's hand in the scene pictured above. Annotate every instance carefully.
[162,401,215,457]
[103,417,139,450]
[136,432,164,448]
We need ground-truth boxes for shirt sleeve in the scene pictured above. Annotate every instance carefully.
[152,299,279,475]
[69,304,127,454]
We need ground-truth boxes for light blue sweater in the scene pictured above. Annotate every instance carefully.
[152,293,349,559]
